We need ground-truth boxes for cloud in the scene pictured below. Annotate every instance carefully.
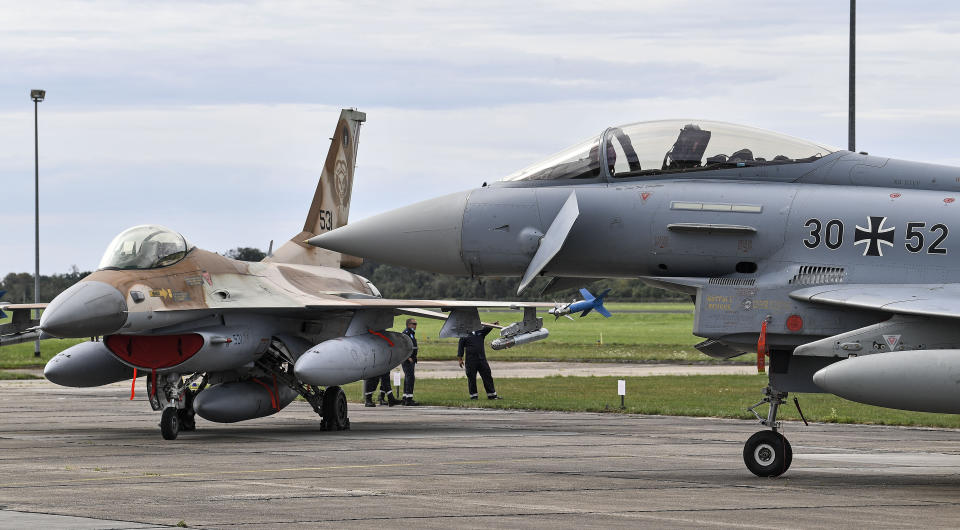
[3,1,960,274]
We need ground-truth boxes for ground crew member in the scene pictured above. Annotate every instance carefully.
[401,318,419,406]
[364,372,399,407]
[457,322,502,400]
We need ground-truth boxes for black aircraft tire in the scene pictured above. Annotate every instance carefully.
[161,408,179,440]
[321,386,349,431]
[743,430,791,477]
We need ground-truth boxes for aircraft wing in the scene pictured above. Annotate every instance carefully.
[151,296,550,326]
[396,307,505,329]
[302,299,554,311]
[789,284,960,319]
[0,303,49,347]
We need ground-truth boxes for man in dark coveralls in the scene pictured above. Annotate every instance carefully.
[401,318,419,406]
[364,372,399,407]
[457,322,502,400]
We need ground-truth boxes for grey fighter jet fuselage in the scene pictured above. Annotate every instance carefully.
[311,119,960,477]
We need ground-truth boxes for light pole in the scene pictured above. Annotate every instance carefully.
[849,0,855,152]
[31,89,45,358]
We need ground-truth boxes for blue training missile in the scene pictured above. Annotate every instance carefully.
[549,288,612,320]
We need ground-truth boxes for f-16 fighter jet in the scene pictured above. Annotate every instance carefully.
[311,118,960,477]
[0,109,554,440]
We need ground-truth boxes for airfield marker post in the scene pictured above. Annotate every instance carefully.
[618,379,626,409]
[393,370,401,397]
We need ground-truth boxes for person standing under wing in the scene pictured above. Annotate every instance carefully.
[401,318,419,406]
[457,322,502,400]
[364,372,399,407]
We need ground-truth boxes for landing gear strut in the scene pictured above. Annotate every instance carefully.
[744,386,793,477]
[178,389,197,432]
[256,339,350,431]
[149,372,203,441]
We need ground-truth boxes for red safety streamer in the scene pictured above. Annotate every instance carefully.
[130,367,137,400]
[251,377,278,410]
[367,329,394,346]
[757,320,768,374]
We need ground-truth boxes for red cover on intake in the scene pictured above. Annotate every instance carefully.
[105,334,204,369]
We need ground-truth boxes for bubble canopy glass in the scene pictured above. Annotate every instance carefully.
[98,225,193,270]
[501,120,836,181]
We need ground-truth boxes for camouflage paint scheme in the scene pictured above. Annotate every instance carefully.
[1,109,553,440]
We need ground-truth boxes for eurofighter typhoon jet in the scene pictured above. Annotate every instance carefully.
[311,118,960,477]
[0,109,554,440]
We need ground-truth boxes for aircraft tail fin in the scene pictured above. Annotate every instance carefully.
[265,109,366,267]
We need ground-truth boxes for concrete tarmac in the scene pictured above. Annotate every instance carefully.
[3,379,960,528]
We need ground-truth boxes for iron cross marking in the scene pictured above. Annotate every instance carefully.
[854,216,895,257]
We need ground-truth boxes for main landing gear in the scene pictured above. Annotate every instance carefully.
[744,386,793,477]
[256,341,350,431]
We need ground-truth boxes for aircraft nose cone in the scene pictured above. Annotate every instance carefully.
[308,190,472,275]
[40,281,128,338]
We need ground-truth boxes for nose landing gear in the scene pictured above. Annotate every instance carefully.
[149,372,202,440]
[744,386,792,477]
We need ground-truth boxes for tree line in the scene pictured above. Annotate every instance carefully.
[1,248,685,303]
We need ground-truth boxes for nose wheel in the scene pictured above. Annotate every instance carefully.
[743,430,792,477]
[160,407,179,440]
[744,385,793,477]
[150,373,202,440]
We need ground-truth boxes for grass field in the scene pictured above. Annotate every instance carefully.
[337,374,960,429]
[411,303,749,364]
[0,370,41,380]
[0,335,85,369]
[1,302,741,367]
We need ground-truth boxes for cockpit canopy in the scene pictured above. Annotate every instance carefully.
[500,119,836,181]
[98,225,193,270]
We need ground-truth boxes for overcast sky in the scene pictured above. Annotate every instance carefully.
[3,1,960,276]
